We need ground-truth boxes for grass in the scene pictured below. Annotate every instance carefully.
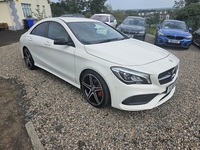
[146,24,157,36]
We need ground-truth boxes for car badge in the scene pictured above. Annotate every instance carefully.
[169,59,173,62]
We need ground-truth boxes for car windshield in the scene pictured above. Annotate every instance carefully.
[123,18,145,26]
[161,21,187,30]
[91,15,109,22]
[67,22,127,45]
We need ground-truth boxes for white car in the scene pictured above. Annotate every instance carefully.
[90,14,117,28]
[20,17,179,111]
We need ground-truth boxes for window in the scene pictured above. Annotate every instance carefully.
[21,3,32,17]
[110,15,115,22]
[31,22,49,37]
[48,22,68,40]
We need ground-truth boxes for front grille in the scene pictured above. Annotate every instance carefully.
[122,31,137,34]
[158,66,178,85]
[166,35,184,40]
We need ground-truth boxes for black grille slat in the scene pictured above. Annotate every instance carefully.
[166,35,184,40]
[167,35,174,39]
[158,66,178,85]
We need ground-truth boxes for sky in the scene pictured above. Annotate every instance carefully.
[51,0,175,10]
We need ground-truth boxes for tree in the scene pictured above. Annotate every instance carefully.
[51,2,66,17]
[174,0,200,8]
[185,0,200,6]
[175,3,200,30]
[86,0,107,15]
[173,0,186,8]
[51,0,108,17]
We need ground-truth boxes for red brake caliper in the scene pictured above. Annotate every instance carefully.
[97,84,102,97]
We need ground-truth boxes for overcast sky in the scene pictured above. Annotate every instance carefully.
[51,0,175,10]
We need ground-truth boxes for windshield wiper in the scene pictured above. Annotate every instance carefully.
[99,38,119,43]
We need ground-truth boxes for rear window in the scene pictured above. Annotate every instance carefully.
[91,15,109,22]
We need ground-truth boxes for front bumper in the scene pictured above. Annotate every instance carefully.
[155,35,192,49]
[105,57,179,111]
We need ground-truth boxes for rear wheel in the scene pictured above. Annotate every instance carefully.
[23,48,36,70]
[81,70,111,108]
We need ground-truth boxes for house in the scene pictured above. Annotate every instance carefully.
[0,0,52,30]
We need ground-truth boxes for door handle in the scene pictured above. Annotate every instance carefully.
[28,37,32,41]
[45,41,51,46]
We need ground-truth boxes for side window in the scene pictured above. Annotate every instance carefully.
[48,22,68,40]
[110,15,115,22]
[31,22,48,37]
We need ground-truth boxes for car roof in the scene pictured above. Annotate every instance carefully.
[126,16,145,19]
[40,17,99,23]
[92,14,112,16]
[163,19,185,23]
[60,14,85,18]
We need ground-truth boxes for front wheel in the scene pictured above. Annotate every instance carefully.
[81,70,111,108]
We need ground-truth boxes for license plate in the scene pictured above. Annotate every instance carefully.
[166,81,176,94]
[168,39,180,44]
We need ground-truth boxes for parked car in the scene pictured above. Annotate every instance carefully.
[154,19,192,49]
[116,16,148,41]
[90,14,117,28]
[20,17,179,111]
[192,27,200,47]
[60,14,85,18]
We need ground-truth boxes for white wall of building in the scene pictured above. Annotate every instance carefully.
[0,0,52,30]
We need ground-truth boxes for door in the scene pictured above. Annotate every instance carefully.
[27,21,76,83]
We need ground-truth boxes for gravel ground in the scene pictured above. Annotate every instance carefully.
[0,35,199,149]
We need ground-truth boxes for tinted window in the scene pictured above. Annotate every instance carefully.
[91,15,109,22]
[31,22,48,37]
[123,18,145,26]
[110,15,115,22]
[48,22,68,40]
[68,22,126,45]
[162,21,187,30]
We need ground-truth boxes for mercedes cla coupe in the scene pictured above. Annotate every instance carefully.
[154,19,192,49]
[20,17,179,111]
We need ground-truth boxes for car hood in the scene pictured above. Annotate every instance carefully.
[84,39,170,66]
[119,24,145,31]
[159,28,191,36]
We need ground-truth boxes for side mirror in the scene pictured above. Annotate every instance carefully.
[189,27,192,31]
[54,36,75,47]
[156,24,161,30]
[54,36,69,45]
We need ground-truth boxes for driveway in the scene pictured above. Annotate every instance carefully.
[0,29,27,47]
[0,32,199,149]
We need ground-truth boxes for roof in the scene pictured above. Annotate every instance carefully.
[91,14,112,16]
[41,17,100,23]
[163,19,185,23]
[126,16,145,19]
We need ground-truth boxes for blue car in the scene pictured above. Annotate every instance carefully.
[154,20,192,49]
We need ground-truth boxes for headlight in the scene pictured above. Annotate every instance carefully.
[139,30,145,34]
[158,31,165,36]
[186,35,192,39]
[111,67,151,84]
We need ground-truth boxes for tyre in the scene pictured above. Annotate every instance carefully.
[81,70,111,108]
[23,48,36,70]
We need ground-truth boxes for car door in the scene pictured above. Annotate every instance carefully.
[27,21,76,83]
[44,21,76,83]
